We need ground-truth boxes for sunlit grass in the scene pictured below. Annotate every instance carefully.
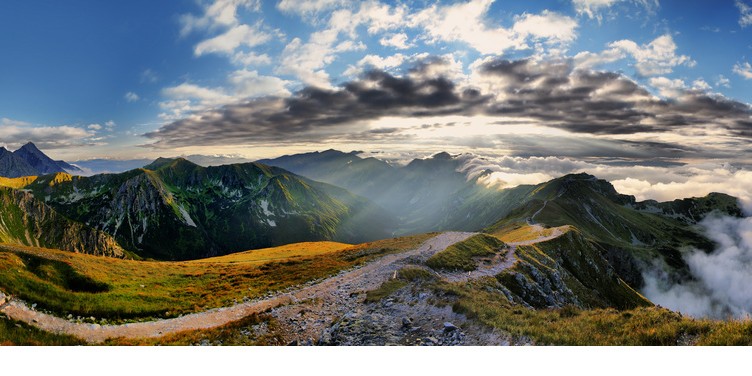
[0,233,434,321]
[439,279,752,346]
[189,241,351,265]
[490,223,569,243]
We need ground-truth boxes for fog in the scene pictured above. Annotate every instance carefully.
[642,215,752,319]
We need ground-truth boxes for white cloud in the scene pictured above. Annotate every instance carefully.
[231,51,272,66]
[716,74,731,88]
[573,0,621,20]
[733,61,752,79]
[159,71,290,120]
[379,32,413,50]
[124,92,140,102]
[410,0,522,55]
[573,0,658,22]
[105,120,116,130]
[140,68,158,83]
[573,34,693,73]
[512,10,578,44]
[87,123,103,131]
[649,76,686,98]
[0,121,95,149]
[276,0,347,16]
[194,23,272,56]
[343,53,407,76]
[691,78,711,91]
[180,0,260,35]
[737,0,752,27]
[227,69,291,98]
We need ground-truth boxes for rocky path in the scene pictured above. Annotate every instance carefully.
[0,232,476,344]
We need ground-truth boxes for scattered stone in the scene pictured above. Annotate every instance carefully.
[287,339,299,346]
[443,322,458,332]
[402,317,412,328]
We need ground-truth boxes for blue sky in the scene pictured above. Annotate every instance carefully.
[1,0,752,170]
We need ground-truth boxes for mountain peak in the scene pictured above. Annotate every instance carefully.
[143,157,198,171]
[12,142,68,175]
[432,151,452,160]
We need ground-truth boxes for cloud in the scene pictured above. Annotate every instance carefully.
[124,92,140,102]
[737,0,752,27]
[180,0,260,35]
[733,61,752,79]
[410,1,576,55]
[0,119,96,149]
[140,69,158,84]
[343,53,408,76]
[193,22,272,56]
[643,215,752,319]
[572,0,658,22]
[231,51,272,66]
[574,35,694,76]
[149,57,752,154]
[716,75,731,88]
[276,0,347,16]
[159,71,290,120]
[379,33,413,50]
[87,123,103,131]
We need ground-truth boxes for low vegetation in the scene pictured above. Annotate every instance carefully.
[0,233,433,321]
[426,234,505,271]
[0,315,84,346]
[437,279,752,345]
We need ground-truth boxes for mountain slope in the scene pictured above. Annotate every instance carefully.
[19,159,394,260]
[0,186,126,257]
[12,142,68,175]
[0,147,37,178]
[485,173,743,288]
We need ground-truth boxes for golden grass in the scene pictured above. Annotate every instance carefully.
[0,176,37,189]
[0,233,434,320]
[491,223,569,243]
[189,241,351,265]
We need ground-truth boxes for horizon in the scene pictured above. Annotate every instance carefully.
[2,1,752,205]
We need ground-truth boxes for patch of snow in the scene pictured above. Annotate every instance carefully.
[267,219,277,227]
[260,200,273,217]
[177,205,197,227]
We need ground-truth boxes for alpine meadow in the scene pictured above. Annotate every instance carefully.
[3,0,752,360]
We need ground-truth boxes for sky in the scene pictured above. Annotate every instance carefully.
[2,0,752,202]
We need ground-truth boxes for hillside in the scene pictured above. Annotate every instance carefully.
[11,158,394,260]
[0,186,126,257]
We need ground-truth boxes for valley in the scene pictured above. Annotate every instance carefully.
[0,147,750,345]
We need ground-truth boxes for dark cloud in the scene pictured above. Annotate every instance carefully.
[145,57,752,159]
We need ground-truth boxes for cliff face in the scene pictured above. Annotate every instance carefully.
[0,187,126,258]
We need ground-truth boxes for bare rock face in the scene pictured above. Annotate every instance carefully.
[0,187,125,258]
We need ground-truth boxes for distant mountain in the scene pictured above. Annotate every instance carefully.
[14,158,394,260]
[484,173,743,289]
[0,186,126,257]
[260,150,498,234]
[0,147,37,178]
[0,142,81,177]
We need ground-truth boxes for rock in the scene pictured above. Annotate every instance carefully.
[287,339,299,346]
[401,317,412,328]
[443,322,458,332]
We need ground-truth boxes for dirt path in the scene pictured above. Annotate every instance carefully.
[0,232,476,344]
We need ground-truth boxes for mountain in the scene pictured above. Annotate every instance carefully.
[12,142,69,175]
[0,186,126,257]
[0,147,37,178]
[484,173,743,291]
[0,142,81,177]
[16,158,394,260]
[261,150,504,234]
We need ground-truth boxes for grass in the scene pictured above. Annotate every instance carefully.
[189,241,351,265]
[490,223,569,243]
[0,314,85,346]
[364,266,437,303]
[0,233,434,321]
[437,279,752,345]
[105,313,286,346]
[426,234,506,271]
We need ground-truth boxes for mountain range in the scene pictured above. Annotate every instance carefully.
[0,142,81,178]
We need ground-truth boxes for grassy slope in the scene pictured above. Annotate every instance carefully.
[425,234,506,271]
[0,234,433,320]
[440,279,752,345]
[0,315,85,346]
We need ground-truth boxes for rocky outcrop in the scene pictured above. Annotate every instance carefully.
[0,187,125,258]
